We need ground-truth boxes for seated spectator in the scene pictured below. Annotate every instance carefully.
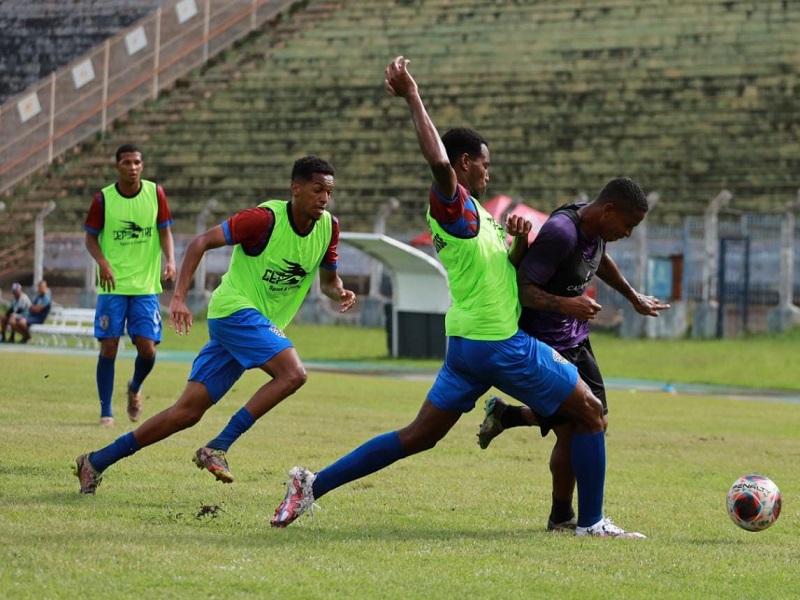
[1,283,32,343]
[12,280,52,344]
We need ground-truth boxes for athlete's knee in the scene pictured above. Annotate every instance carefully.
[397,423,445,454]
[570,384,604,433]
[401,434,439,454]
[168,383,213,429]
[137,345,156,360]
[279,365,307,394]
[99,338,120,358]
[578,399,604,433]
[169,402,206,429]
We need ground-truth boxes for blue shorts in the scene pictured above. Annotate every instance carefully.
[95,294,162,342]
[26,312,48,325]
[427,329,579,416]
[188,309,294,403]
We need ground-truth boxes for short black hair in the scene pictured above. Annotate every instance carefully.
[291,155,335,182]
[116,144,142,162]
[441,128,488,166]
[596,177,649,213]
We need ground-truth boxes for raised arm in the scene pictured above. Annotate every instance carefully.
[506,214,532,268]
[385,56,456,199]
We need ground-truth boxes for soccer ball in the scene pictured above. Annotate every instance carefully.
[726,474,782,532]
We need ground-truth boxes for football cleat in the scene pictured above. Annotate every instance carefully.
[547,515,578,532]
[477,395,508,449]
[575,517,646,538]
[73,454,103,494]
[271,466,318,527]
[126,381,143,422]
[193,447,234,483]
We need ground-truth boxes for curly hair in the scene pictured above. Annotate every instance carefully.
[596,177,649,213]
[441,128,488,166]
[291,155,335,182]
[115,143,142,162]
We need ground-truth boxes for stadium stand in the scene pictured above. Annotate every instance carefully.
[2,0,800,277]
[0,0,172,104]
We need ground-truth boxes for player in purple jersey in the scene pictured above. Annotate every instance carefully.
[477,177,670,531]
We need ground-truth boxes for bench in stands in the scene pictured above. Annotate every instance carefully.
[29,306,97,348]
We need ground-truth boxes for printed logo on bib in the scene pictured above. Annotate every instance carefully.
[114,220,153,243]
[432,232,447,253]
[262,259,308,292]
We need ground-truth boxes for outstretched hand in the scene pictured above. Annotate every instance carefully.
[385,55,417,99]
[169,295,193,335]
[337,289,357,313]
[631,293,670,317]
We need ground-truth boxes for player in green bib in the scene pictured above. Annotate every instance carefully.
[74,156,356,494]
[84,144,176,427]
[272,57,646,538]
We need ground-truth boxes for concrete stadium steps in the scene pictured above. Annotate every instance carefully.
[4,0,800,256]
[0,0,169,103]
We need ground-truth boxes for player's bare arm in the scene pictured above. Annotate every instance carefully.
[85,232,116,292]
[319,269,357,313]
[517,272,603,321]
[159,226,177,282]
[169,225,227,335]
[386,55,456,199]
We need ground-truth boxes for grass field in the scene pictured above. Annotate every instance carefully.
[168,322,800,391]
[1,325,799,599]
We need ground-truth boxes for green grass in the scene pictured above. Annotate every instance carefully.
[2,327,799,599]
[590,328,800,392]
[165,321,800,391]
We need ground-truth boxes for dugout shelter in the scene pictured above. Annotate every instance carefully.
[340,232,449,359]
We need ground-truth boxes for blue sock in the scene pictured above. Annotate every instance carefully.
[206,407,256,452]
[130,355,156,392]
[313,431,405,499]
[96,355,115,418]
[89,432,141,472]
[571,431,606,528]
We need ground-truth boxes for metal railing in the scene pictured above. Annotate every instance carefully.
[0,238,35,279]
[0,0,295,194]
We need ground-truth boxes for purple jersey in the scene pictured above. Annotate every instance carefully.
[518,205,604,351]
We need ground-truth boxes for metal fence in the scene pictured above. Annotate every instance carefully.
[0,0,294,194]
[595,211,799,335]
[33,208,800,334]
